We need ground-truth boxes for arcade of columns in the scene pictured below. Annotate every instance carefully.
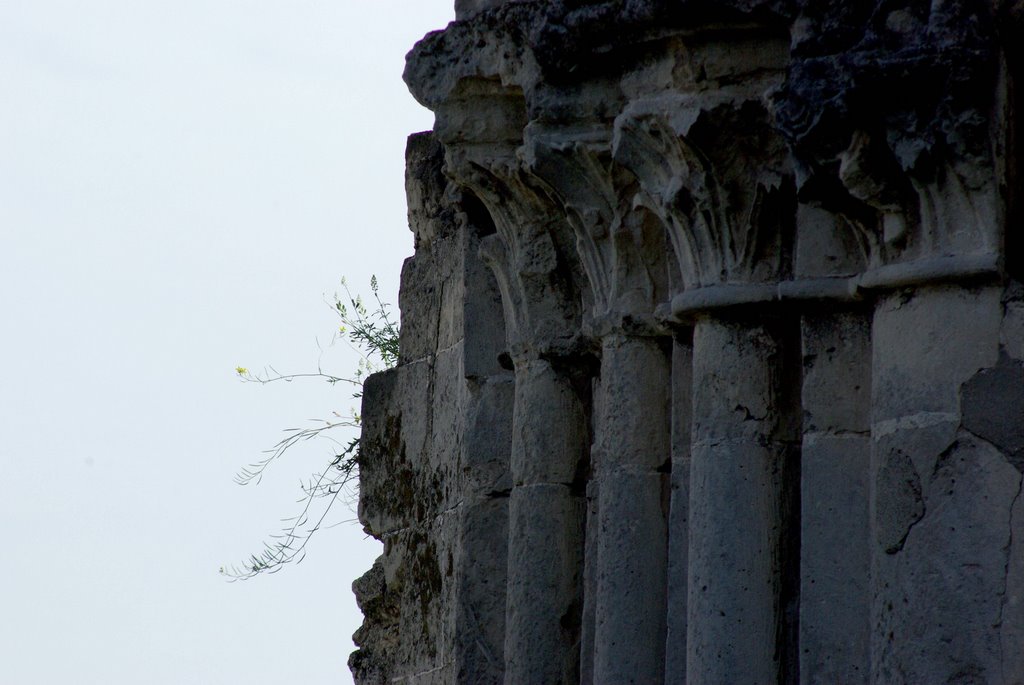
[352,2,1024,683]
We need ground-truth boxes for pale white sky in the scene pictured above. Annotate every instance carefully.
[0,2,453,682]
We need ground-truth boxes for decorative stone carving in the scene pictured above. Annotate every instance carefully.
[778,0,1002,276]
[353,2,1024,684]
[443,118,592,684]
[615,97,795,294]
[526,128,670,327]
[524,123,674,683]
[453,151,581,358]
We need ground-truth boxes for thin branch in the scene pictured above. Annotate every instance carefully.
[222,275,398,580]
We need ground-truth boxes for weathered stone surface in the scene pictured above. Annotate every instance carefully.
[799,311,871,684]
[510,358,587,486]
[1001,284,1024,361]
[587,335,671,684]
[962,352,1024,472]
[406,132,457,252]
[873,434,1020,683]
[1004,485,1024,684]
[870,286,1009,684]
[353,3,1024,683]
[664,337,692,685]
[688,316,800,685]
[453,495,508,684]
[460,196,508,381]
[505,483,585,685]
[352,131,514,684]
[350,558,396,685]
[872,286,1000,422]
[590,472,667,683]
[462,375,514,495]
[801,311,871,434]
[800,433,871,679]
[794,203,871,277]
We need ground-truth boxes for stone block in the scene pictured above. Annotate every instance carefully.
[462,374,514,495]
[434,231,466,356]
[871,286,1000,422]
[398,255,441,364]
[961,351,1024,471]
[406,132,456,249]
[350,557,399,685]
[872,434,1020,683]
[799,434,870,684]
[454,495,509,685]
[799,310,872,683]
[380,512,460,685]
[795,203,869,278]
[359,360,437,537]
[428,344,467,510]
[801,310,871,434]
[462,222,507,380]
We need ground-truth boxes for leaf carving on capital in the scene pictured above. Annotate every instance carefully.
[613,101,795,291]
[774,0,1002,269]
[446,149,582,353]
[526,135,668,323]
[908,165,999,259]
[814,129,999,269]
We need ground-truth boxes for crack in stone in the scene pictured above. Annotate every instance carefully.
[998,474,1023,684]
[872,412,960,440]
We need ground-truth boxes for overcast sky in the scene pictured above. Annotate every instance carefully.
[1,2,453,682]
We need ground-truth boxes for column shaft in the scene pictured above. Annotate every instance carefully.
[665,337,693,685]
[591,334,670,684]
[687,316,800,685]
[504,358,587,685]
[870,285,1014,683]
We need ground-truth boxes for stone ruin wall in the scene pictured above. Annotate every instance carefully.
[350,1,1024,683]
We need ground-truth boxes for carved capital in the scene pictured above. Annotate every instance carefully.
[777,0,1002,271]
[614,95,795,293]
[446,144,583,360]
[831,129,999,269]
[524,126,670,334]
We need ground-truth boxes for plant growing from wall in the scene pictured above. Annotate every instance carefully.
[221,276,398,580]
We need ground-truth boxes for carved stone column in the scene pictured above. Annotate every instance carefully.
[526,128,672,684]
[775,4,1012,680]
[616,75,799,683]
[380,5,1024,685]
[446,137,589,684]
